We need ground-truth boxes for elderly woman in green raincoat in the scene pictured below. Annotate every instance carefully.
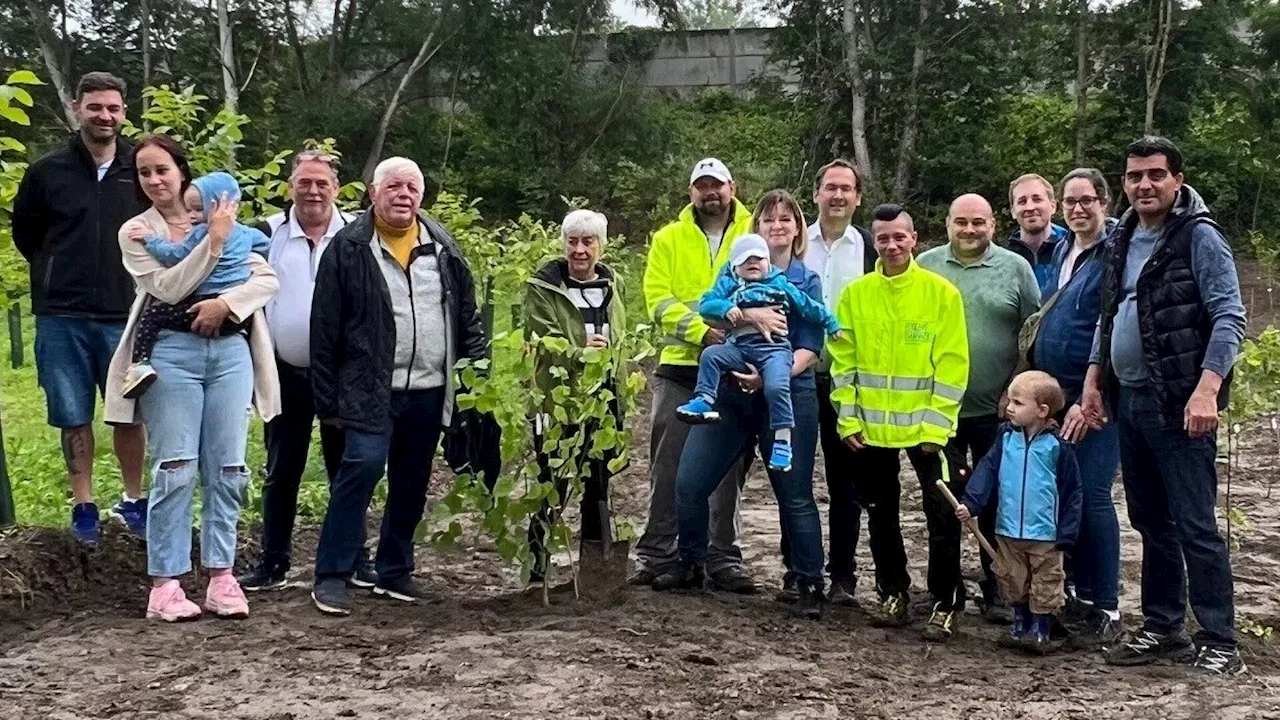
[523,209,628,582]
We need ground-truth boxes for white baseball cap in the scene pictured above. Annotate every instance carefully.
[731,234,770,267]
[690,157,733,185]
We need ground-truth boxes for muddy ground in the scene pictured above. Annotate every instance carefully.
[5,262,1280,719]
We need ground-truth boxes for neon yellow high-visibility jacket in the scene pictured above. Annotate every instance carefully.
[643,199,754,367]
[827,258,970,448]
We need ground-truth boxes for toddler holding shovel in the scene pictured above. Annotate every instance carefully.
[956,370,1083,653]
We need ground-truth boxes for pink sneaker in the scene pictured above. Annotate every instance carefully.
[146,580,202,622]
[204,574,249,619]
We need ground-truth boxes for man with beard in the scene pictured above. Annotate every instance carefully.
[13,71,148,543]
[239,149,362,591]
[1006,173,1069,294]
[634,158,780,593]
[918,193,1041,624]
[1085,136,1246,675]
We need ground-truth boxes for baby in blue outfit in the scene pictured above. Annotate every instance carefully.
[121,172,270,398]
[677,234,841,472]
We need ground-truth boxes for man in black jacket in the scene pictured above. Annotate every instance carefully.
[12,71,147,543]
[309,156,486,616]
[1083,136,1247,675]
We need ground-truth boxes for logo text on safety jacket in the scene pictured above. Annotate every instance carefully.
[904,323,933,344]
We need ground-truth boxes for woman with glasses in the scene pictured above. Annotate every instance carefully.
[1027,167,1122,647]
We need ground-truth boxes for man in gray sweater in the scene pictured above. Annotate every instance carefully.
[1083,136,1247,676]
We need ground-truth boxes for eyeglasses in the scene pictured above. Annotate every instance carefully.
[1063,196,1102,209]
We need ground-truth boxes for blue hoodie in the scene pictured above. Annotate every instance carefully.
[1007,223,1069,295]
[143,171,270,296]
[962,423,1082,548]
[700,262,842,343]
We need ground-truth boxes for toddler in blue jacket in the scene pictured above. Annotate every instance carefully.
[121,172,270,398]
[676,234,841,472]
[957,370,1083,653]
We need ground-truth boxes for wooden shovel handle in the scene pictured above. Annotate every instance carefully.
[934,479,999,559]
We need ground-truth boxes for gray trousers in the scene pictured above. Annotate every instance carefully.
[634,374,746,574]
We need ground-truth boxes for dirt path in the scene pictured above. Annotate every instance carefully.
[6,440,1280,719]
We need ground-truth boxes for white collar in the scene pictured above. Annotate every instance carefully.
[287,205,347,242]
[806,221,859,247]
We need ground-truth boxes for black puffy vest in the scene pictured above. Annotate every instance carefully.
[1097,212,1231,422]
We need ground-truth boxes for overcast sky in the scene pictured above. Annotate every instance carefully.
[612,0,660,27]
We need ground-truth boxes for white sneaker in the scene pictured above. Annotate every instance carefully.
[122,362,157,399]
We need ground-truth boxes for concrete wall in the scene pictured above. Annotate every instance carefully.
[580,28,796,94]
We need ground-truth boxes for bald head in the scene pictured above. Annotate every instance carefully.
[946,193,995,263]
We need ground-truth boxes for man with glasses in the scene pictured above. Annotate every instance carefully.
[1085,136,1247,675]
[918,193,1041,629]
[1006,173,1069,294]
[239,150,360,591]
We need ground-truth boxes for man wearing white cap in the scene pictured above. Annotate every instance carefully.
[635,158,779,593]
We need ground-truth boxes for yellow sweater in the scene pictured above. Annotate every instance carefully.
[375,215,420,269]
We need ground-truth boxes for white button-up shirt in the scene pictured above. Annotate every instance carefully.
[803,221,867,312]
[265,206,352,368]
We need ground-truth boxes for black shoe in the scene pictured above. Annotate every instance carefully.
[827,578,857,607]
[1069,608,1123,648]
[870,592,910,628]
[709,566,757,595]
[628,568,658,586]
[373,575,424,603]
[980,591,1014,625]
[652,564,705,591]
[793,582,823,620]
[1059,595,1093,630]
[922,603,958,643]
[775,575,799,604]
[311,578,352,616]
[1105,629,1194,666]
[1191,645,1247,676]
[349,557,378,589]
[238,562,288,592]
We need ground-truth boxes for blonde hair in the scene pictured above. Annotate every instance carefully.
[752,189,808,260]
[1008,173,1055,206]
[1009,370,1066,415]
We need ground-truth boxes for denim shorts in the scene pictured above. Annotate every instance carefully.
[34,314,127,428]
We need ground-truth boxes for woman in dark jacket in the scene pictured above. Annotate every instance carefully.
[523,209,627,581]
[1031,167,1122,646]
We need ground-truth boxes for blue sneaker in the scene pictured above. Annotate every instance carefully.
[110,497,148,536]
[71,502,101,544]
[768,440,793,472]
[676,396,720,424]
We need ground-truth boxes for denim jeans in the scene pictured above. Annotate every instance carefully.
[34,315,127,428]
[139,330,254,578]
[1067,418,1120,610]
[676,374,824,585]
[315,388,445,584]
[1118,385,1235,648]
[695,335,795,429]
[259,358,348,569]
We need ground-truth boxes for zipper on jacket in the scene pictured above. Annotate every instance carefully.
[403,261,418,392]
[1019,436,1030,538]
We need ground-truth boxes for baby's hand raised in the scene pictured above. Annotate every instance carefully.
[725,306,744,325]
[124,222,150,242]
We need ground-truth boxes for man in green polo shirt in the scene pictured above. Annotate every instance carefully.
[917,192,1040,623]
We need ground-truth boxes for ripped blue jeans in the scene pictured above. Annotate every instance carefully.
[139,330,254,577]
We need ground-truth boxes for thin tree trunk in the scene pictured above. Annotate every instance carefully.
[893,0,928,199]
[327,0,345,79]
[217,0,238,165]
[141,0,151,113]
[283,0,310,92]
[1143,0,1173,135]
[362,24,451,181]
[1073,0,1089,165]
[841,0,874,187]
[23,0,75,129]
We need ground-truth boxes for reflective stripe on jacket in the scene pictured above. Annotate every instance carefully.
[643,199,753,366]
[827,259,969,448]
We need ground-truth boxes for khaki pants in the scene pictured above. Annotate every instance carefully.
[994,537,1064,615]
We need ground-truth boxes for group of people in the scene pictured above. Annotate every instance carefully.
[12,70,1246,678]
